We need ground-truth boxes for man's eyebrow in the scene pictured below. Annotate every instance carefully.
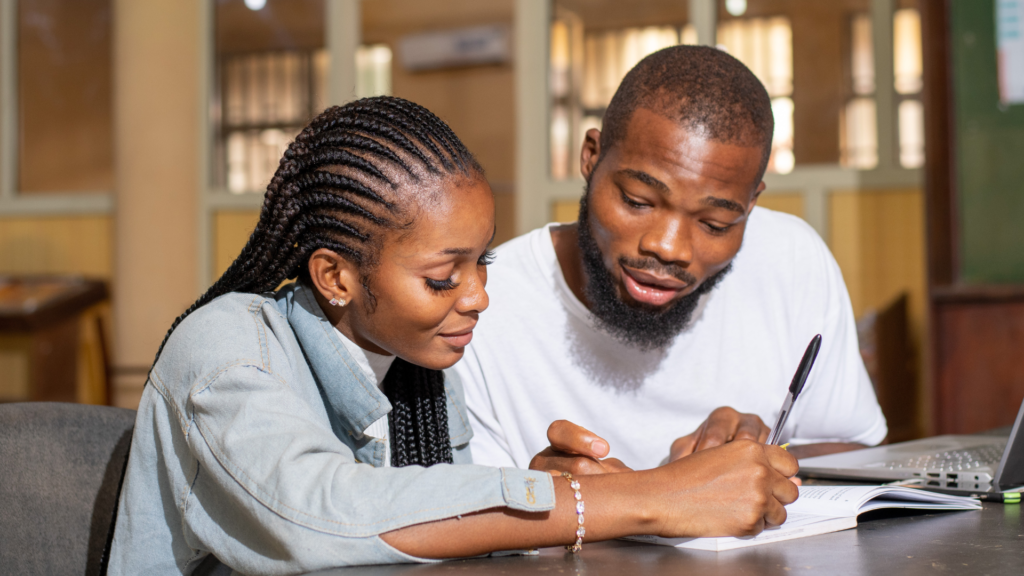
[701,196,746,214]
[619,169,670,193]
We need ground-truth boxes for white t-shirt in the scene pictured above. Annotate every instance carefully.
[335,327,396,466]
[451,207,887,470]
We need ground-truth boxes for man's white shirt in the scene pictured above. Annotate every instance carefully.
[450,206,887,470]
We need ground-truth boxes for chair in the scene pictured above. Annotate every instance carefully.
[0,402,136,576]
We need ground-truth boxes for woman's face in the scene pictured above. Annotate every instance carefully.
[315,176,496,370]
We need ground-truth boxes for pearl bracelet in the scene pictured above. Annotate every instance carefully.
[562,471,585,553]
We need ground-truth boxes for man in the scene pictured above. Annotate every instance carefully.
[451,45,886,473]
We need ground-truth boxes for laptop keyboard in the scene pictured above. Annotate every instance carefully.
[874,442,1006,472]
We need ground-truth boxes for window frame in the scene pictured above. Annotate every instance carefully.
[0,0,114,216]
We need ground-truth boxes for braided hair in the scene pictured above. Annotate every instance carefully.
[153,96,483,467]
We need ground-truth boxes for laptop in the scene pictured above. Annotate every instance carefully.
[800,397,1024,494]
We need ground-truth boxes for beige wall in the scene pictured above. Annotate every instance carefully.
[112,0,201,407]
[0,216,113,278]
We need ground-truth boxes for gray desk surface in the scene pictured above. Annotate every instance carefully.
[310,495,1023,575]
[310,431,1023,575]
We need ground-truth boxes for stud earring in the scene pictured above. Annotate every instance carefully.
[329,296,346,307]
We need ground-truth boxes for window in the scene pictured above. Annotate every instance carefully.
[841,6,924,170]
[213,0,327,194]
[894,7,924,168]
[717,17,794,173]
[549,0,694,181]
[841,13,878,169]
[17,0,113,193]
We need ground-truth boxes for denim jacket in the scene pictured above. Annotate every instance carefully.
[108,283,555,575]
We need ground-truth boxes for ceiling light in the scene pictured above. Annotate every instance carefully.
[725,0,747,17]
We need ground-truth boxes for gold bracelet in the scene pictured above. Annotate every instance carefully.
[562,471,584,553]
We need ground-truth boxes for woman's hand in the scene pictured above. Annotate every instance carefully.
[642,440,800,538]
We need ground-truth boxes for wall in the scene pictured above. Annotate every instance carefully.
[111,0,201,409]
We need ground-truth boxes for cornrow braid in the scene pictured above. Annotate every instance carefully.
[151,96,483,468]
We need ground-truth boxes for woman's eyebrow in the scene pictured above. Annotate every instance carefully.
[436,227,496,256]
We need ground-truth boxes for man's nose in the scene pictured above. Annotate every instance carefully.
[639,216,693,266]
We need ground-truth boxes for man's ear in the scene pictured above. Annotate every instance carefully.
[580,128,602,182]
[748,181,767,214]
[307,248,360,307]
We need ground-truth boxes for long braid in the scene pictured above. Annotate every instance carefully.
[150,96,482,467]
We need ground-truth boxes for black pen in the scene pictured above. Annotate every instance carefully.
[767,334,822,446]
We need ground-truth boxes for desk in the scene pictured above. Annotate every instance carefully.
[309,502,1022,576]
[0,277,109,403]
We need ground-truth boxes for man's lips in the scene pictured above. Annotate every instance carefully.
[439,326,475,347]
[620,266,688,307]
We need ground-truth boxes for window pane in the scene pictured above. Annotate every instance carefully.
[356,44,393,99]
[893,8,922,95]
[898,98,924,168]
[213,0,326,194]
[841,96,878,169]
[851,13,875,95]
[17,0,113,193]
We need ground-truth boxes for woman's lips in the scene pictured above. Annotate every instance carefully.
[439,327,474,348]
[621,266,687,307]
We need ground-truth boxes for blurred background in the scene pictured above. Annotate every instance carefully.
[0,0,1021,444]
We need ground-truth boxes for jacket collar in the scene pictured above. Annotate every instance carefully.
[278,282,472,447]
[279,283,391,437]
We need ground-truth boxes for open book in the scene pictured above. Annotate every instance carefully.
[623,485,982,552]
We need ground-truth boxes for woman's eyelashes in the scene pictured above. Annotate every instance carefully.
[425,276,458,293]
[426,250,494,293]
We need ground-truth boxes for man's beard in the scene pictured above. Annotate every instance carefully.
[576,190,732,351]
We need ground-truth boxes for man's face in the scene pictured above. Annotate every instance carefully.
[577,108,765,347]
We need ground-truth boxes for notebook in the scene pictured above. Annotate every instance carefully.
[622,485,981,552]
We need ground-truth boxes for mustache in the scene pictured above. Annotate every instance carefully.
[617,255,697,285]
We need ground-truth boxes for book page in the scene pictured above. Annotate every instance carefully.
[785,485,880,518]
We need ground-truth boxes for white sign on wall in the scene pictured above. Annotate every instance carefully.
[997,0,1024,105]
[398,25,511,72]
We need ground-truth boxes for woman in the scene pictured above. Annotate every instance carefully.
[108,97,797,575]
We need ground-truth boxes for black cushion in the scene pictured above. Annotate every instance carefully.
[0,402,135,576]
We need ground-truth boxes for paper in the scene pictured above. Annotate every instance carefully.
[622,485,981,552]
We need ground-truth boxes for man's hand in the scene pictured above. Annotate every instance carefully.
[669,407,770,462]
[528,420,633,475]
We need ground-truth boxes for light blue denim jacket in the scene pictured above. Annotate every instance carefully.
[108,283,555,575]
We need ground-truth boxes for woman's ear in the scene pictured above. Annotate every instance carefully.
[307,248,360,308]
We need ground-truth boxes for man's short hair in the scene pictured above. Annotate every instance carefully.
[600,45,775,181]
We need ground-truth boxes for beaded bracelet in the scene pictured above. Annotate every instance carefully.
[562,471,585,553]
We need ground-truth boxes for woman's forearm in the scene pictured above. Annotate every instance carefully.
[382,441,801,559]
[380,471,652,558]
